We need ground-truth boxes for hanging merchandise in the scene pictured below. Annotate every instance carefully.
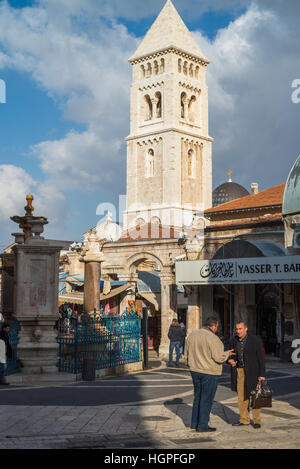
[104,302,110,315]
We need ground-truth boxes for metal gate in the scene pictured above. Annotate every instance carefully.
[57,312,141,374]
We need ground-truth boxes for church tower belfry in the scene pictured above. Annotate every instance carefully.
[124,0,213,229]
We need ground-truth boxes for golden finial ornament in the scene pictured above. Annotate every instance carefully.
[24,194,34,216]
[11,194,48,243]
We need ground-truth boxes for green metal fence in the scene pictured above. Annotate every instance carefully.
[57,311,141,374]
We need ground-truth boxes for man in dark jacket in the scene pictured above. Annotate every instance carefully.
[228,320,266,429]
[167,319,185,367]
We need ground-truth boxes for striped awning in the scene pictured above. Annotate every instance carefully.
[59,283,131,306]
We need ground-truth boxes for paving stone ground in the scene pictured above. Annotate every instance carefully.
[0,356,299,450]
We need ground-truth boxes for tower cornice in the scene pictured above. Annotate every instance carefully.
[129,46,209,67]
[125,127,214,143]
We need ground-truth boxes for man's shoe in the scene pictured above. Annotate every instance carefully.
[253,424,261,429]
[196,426,216,433]
[232,422,249,426]
[175,364,180,368]
[167,363,173,367]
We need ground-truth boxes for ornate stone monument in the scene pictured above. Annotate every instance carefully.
[10,195,63,376]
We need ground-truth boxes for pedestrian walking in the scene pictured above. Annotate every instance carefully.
[0,323,12,385]
[0,339,7,385]
[185,316,235,433]
[179,322,186,357]
[228,319,266,429]
[167,319,185,367]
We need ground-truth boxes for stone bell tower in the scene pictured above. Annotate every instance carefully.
[124,0,213,230]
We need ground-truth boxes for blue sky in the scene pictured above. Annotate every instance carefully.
[0,0,300,246]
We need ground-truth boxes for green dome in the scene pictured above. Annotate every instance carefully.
[283,155,300,216]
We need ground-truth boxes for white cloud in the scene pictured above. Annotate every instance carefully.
[0,0,135,212]
[31,129,124,191]
[193,4,300,190]
[0,0,300,246]
[0,165,35,220]
[0,164,69,244]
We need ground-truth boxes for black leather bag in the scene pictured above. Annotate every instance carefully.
[250,380,272,409]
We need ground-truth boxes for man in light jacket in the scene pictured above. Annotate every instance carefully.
[185,316,235,433]
[0,339,7,385]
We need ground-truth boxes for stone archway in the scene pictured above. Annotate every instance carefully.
[125,252,176,354]
[126,251,165,274]
[213,239,285,260]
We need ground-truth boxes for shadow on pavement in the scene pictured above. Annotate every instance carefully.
[163,396,239,429]
[164,397,191,428]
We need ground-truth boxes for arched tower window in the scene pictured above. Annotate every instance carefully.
[144,95,153,120]
[189,64,194,77]
[188,95,196,122]
[140,65,145,78]
[160,58,165,73]
[187,149,194,177]
[136,217,146,227]
[146,149,155,178]
[181,92,187,119]
[153,60,159,75]
[183,61,188,75]
[178,59,182,73]
[146,63,152,77]
[195,66,200,80]
[155,92,162,118]
[151,216,161,225]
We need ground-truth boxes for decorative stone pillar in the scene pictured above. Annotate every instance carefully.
[187,287,200,337]
[151,98,158,119]
[159,272,177,354]
[80,230,104,314]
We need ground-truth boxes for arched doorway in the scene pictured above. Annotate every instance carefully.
[127,253,164,355]
[256,285,282,356]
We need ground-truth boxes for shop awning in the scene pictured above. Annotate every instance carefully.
[64,275,127,288]
[138,291,160,311]
[100,283,131,300]
[59,292,84,305]
[59,283,131,306]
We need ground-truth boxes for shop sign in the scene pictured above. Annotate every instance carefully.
[175,255,300,285]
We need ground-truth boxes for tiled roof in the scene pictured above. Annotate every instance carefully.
[206,213,283,230]
[205,183,285,215]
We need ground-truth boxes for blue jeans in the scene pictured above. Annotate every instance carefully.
[190,371,219,430]
[169,341,181,365]
[0,363,5,382]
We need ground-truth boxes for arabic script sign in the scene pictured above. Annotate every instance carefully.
[175,255,300,285]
